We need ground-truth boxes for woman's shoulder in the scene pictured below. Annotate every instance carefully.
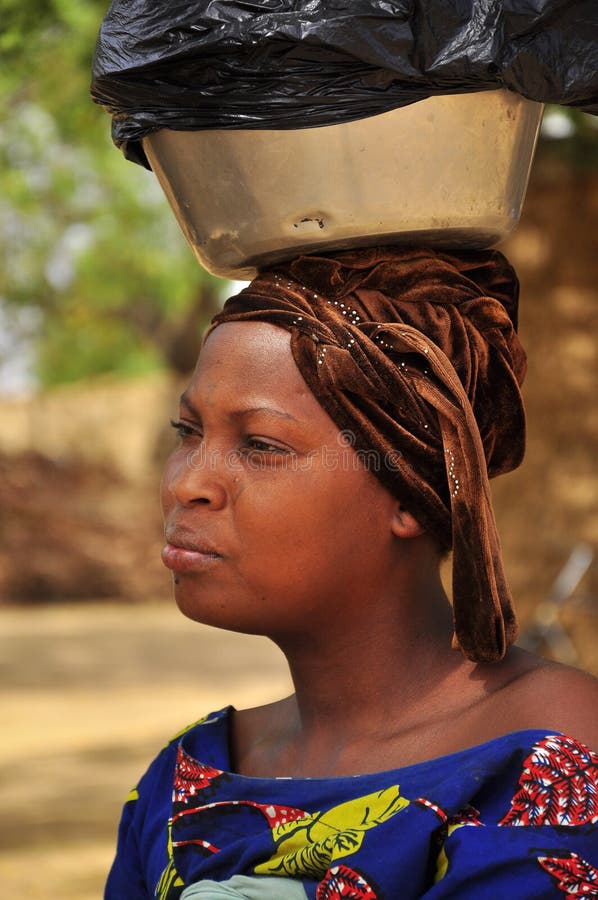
[495,651,598,750]
[135,707,233,793]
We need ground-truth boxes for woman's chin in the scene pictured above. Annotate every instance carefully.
[171,582,258,635]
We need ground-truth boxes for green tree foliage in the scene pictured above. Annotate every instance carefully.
[0,0,223,388]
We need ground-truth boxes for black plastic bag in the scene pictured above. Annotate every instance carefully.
[91,1,598,169]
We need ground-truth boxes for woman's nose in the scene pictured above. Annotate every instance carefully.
[163,447,228,509]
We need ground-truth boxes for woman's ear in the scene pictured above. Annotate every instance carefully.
[390,500,426,539]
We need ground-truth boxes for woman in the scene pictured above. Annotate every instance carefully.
[106,247,598,900]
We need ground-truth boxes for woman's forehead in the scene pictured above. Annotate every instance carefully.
[189,321,318,418]
[201,321,292,367]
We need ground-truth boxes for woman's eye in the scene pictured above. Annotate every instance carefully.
[244,437,288,455]
[169,422,288,455]
[170,419,199,439]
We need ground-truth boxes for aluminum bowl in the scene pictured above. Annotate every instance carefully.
[143,90,543,280]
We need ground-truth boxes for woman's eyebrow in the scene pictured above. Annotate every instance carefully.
[179,393,200,417]
[179,393,299,423]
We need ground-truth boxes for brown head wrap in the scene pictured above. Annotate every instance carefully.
[210,246,527,664]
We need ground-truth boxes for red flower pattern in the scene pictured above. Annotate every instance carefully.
[316,864,378,899]
[499,735,598,826]
[538,852,598,898]
[173,745,223,803]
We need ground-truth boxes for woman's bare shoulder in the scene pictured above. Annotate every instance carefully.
[503,652,598,750]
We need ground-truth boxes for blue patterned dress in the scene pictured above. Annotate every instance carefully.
[105,706,598,899]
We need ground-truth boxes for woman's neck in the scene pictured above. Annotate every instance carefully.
[283,582,457,740]
[233,565,489,777]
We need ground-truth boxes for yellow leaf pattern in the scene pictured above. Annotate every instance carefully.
[255,786,409,878]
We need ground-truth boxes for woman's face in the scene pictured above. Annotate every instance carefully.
[161,321,401,641]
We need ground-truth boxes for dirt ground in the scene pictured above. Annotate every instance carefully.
[0,601,292,899]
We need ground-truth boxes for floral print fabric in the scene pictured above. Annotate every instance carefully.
[105,707,598,899]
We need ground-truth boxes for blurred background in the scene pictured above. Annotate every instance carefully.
[1,2,597,897]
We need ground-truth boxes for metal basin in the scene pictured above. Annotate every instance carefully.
[143,90,543,280]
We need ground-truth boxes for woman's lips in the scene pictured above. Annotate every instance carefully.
[161,543,223,574]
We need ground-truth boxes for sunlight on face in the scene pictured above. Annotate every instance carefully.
[161,322,401,639]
